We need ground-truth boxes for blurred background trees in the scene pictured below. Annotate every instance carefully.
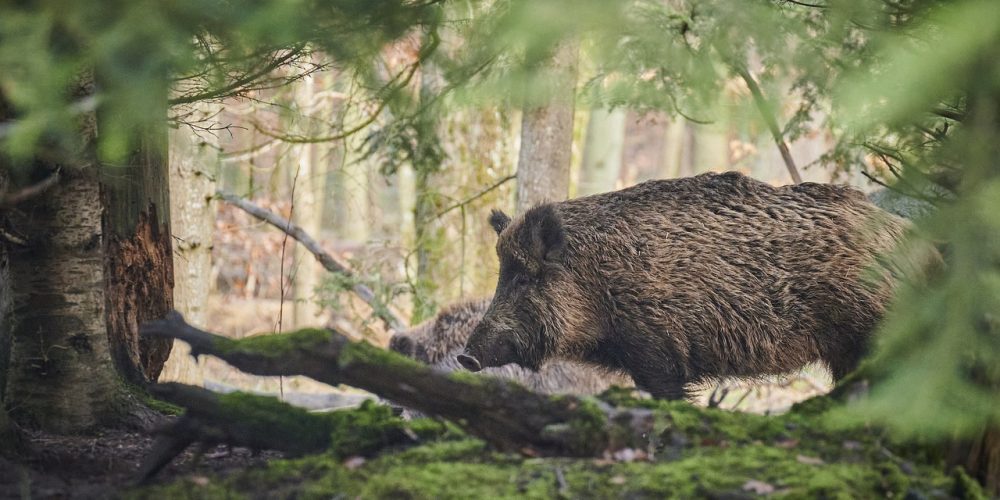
[1,0,998,491]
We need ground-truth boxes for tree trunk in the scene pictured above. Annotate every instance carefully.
[5,163,122,431]
[291,67,324,330]
[100,87,175,386]
[578,107,626,196]
[160,104,221,385]
[516,42,578,213]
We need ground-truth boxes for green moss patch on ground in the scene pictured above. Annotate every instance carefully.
[130,390,987,499]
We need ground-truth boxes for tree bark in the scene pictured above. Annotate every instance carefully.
[291,66,324,329]
[100,87,175,385]
[516,42,578,213]
[579,107,626,196]
[160,104,221,385]
[5,164,122,431]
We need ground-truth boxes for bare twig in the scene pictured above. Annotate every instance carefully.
[780,0,828,8]
[435,174,517,218]
[249,33,438,145]
[734,66,803,184]
[932,106,965,122]
[217,191,407,332]
[0,169,61,208]
[169,47,307,106]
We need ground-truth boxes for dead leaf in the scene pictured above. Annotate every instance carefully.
[796,454,825,466]
[610,475,627,485]
[842,440,862,450]
[343,456,366,470]
[742,479,775,494]
[775,438,799,449]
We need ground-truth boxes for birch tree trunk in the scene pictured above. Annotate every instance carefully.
[2,77,124,431]
[516,42,578,213]
[5,162,121,431]
[2,74,174,431]
[578,107,625,196]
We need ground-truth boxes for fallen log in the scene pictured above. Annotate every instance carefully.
[141,312,654,458]
[137,383,422,482]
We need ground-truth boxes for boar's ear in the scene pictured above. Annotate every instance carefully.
[525,205,566,264]
[388,334,416,357]
[488,209,511,235]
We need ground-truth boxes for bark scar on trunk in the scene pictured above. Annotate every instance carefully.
[105,204,174,384]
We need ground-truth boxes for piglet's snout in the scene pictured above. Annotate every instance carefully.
[456,353,482,372]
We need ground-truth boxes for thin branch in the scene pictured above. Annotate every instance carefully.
[931,106,965,122]
[780,0,828,8]
[250,31,440,145]
[734,66,803,184]
[0,169,61,208]
[168,47,306,106]
[435,174,517,218]
[217,191,407,332]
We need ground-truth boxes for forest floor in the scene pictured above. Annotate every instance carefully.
[0,424,281,500]
[2,390,988,499]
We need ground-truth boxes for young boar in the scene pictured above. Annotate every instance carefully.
[459,171,918,400]
[389,299,630,395]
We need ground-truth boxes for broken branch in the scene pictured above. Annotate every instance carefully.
[0,169,61,208]
[734,67,803,184]
[217,191,407,332]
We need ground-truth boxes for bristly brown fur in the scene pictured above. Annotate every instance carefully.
[390,299,631,395]
[464,171,931,400]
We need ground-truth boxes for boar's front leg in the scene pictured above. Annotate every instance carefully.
[628,367,688,401]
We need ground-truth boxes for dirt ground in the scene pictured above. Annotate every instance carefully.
[0,424,280,500]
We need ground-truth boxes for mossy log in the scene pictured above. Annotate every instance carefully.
[138,383,417,481]
[141,312,655,458]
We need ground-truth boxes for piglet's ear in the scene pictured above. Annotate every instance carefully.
[524,205,566,264]
[488,209,511,235]
[388,334,416,357]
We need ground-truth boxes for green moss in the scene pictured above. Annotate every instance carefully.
[131,387,987,499]
[216,328,332,358]
[324,400,413,458]
[142,396,184,416]
[337,339,427,371]
[214,392,334,451]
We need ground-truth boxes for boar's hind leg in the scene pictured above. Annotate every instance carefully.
[629,369,688,401]
[823,340,868,381]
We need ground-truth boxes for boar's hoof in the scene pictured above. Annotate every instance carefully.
[456,353,482,372]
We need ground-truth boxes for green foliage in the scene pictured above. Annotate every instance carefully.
[823,0,1000,439]
[0,0,439,163]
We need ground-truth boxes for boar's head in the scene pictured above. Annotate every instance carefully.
[458,205,576,372]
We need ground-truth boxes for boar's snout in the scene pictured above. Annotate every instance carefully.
[456,353,482,372]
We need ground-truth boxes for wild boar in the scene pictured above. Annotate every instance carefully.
[389,299,630,395]
[459,171,920,400]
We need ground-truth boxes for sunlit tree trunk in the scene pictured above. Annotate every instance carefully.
[291,67,324,329]
[516,42,578,213]
[161,103,221,385]
[578,107,625,196]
